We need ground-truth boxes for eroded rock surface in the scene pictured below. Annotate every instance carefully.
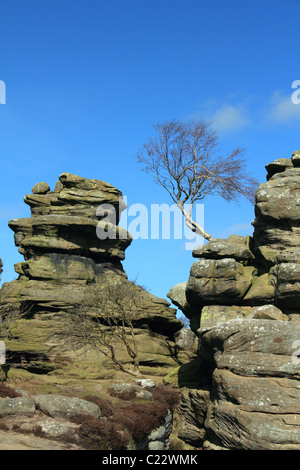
[168,151,300,333]
[0,173,183,375]
[199,319,300,450]
[167,151,300,450]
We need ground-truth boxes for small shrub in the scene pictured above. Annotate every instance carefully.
[70,413,95,426]
[108,387,137,401]
[84,395,114,417]
[111,400,169,440]
[79,415,130,450]
[105,384,180,442]
[33,425,44,438]
[0,422,9,431]
[0,383,22,398]
[112,411,159,440]
[150,384,180,408]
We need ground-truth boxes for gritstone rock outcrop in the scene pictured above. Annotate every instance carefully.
[0,173,184,375]
[166,151,300,450]
[168,150,300,329]
[3,172,132,310]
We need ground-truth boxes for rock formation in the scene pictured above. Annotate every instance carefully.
[0,172,184,375]
[199,319,300,450]
[2,172,131,310]
[166,150,300,450]
[3,151,300,450]
[168,151,300,330]
[0,381,176,450]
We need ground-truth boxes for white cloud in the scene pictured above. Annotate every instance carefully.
[186,98,251,134]
[209,104,250,134]
[187,87,300,135]
[264,91,300,123]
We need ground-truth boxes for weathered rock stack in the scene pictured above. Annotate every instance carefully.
[253,152,300,312]
[1,173,184,375]
[2,172,131,310]
[167,151,300,450]
[199,318,300,450]
[168,150,300,329]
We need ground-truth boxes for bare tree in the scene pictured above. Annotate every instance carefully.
[59,276,144,376]
[137,119,258,241]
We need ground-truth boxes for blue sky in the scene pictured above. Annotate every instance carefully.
[0,0,300,305]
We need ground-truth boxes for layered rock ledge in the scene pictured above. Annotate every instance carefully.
[0,173,184,375]
[166,150,300,450]
[168,151,300,331]
[3,172,132,311]
[199,319,300,450]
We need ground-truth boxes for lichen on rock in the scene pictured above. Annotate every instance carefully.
[166,150,300,450]
[0,172,183,377]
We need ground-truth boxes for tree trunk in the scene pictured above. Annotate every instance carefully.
[177,202,214,241]
[107,344,139,376]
